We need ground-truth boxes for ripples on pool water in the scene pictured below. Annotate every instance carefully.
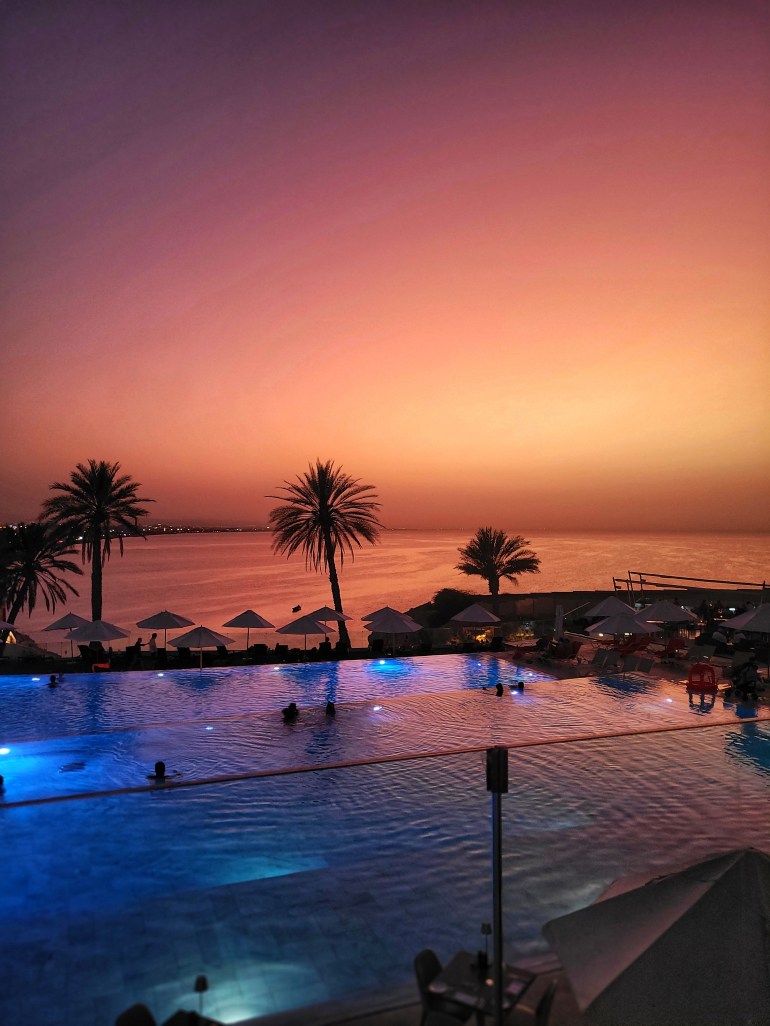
[2,654,770,1026]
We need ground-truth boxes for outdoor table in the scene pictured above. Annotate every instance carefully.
[428,949,534,1024]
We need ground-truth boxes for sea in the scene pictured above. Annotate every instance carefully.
[15,529,770,653]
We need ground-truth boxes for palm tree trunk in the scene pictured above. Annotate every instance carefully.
[489,578,500,617]
[91,529,103,621]
[323,530,350,647]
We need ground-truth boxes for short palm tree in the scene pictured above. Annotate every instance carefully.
[268,460,383,647]
[0,523,82,654]
[456,527,540,615]
[41,459,155,620]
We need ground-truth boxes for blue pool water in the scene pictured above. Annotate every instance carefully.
[2,654,770,1025]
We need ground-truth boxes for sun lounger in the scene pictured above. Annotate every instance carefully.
[588,648,620,672]
[688,643,716,663]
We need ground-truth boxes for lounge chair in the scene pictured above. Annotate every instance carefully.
[248,643,269,664]
[175,646,193,668]
[413,949,472,1026]
[588,647,619,672]
[651,635,690,662]
[688,643,716,663]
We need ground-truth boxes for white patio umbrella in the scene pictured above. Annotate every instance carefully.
[306,605,353,626]
[66,620,130,644]
[222,609,275,650]
[276,614,335,651]
[136,610,195,648]
[366,609,422,653]
[543,848,770,1026]
[448,603,501,626]
[637,600,698,624]
[169,625,235,669]
[585,596,635,619]
[44,612,90,631]
[44,611,91,657]
[724,604,770,633]
[362,605,406,621]
[587,612,661,638]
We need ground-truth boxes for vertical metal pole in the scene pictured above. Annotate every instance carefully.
[491,788,504,1026]
[486,746,508,1026]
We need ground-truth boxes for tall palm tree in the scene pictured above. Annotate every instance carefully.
[456,527,540,615]
[41,459,155,621]
[268,460,383,647]
[0,523,82,655]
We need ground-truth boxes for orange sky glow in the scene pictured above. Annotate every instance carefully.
[2,1,769,531]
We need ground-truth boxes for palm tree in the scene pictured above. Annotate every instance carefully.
[268,460,383,647]
[456,527,540,615]
[41,459,155,620]
[0,523,82,655]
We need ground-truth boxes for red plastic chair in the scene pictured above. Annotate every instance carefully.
[688,662,717,691]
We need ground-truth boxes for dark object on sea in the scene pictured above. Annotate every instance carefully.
[325,700,336,717]
[282,702,299,722]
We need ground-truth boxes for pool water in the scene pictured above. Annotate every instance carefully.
[2,654,769,1025]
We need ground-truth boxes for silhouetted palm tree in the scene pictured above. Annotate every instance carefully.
[41,459,155,620]
[268,460,383,647]
[0,523,82,654]
[456,527,540,615]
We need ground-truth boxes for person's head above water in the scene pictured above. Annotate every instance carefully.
[48,674,58,687]
[153,760,166,779]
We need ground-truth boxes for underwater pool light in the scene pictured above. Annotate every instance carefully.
[379,659,385,665]
[157,672,165,677]
[666,698,674,703]
[373,705,382,712]
[0,748,10,755]
[205,726,214,731]
[32,677,40,682]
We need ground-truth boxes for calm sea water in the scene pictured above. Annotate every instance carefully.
[16,529,769,651]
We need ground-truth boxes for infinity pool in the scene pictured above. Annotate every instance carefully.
[2,654,769,1025]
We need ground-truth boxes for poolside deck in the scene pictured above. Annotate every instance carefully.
[221,964,585,1026]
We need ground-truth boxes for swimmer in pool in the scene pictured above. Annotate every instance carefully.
[48,674,59,688]
[147,760,181,783]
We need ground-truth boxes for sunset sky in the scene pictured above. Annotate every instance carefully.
[2,0,769,532]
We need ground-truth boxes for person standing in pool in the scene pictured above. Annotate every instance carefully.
[48,674,59,688]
